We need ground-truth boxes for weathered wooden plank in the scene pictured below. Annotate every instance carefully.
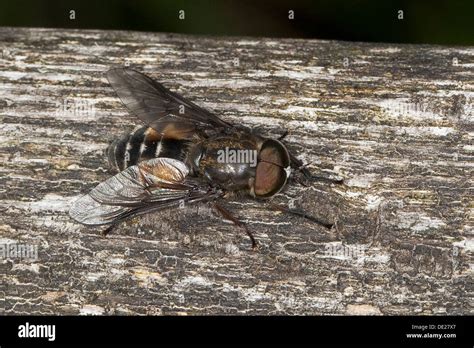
[0,27,472,315]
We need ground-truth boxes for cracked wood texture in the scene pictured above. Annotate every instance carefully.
[0,27,473,315]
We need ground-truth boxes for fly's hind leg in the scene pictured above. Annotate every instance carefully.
[213,202,257,250]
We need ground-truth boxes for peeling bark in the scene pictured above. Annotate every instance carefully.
[0,27,472,315]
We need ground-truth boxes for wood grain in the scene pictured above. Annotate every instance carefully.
[0,27,472,315]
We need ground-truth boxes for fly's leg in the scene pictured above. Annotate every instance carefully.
[213,202,257,249]
[287,150,343,185]
[102,223,118,236]
[274,129,344,184]
[278,129,289,141]
[268,202,333,229]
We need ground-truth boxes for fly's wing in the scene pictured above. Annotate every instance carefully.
[106,68,233,139]
[69,157,222,226]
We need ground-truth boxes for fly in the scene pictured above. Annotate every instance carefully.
[69,68,343,249]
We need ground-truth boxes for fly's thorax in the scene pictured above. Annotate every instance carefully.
[197,135,259,191]
[194,134,291,197]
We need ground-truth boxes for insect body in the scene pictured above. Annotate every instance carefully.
[70,68,339,248]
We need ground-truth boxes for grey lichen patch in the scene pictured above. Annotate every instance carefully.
[0,27,472,315]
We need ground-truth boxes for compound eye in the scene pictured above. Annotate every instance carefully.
[254,140,290,198]
[254,161,287,197]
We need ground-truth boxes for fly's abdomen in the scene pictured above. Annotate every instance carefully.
[107,126,190,171]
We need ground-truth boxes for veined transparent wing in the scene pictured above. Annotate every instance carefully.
[107,68,233,139]
[69,157,221,226]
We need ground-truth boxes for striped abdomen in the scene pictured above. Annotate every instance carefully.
[107,125,190,171]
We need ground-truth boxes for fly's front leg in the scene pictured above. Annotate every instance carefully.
[286,149,343,185]
[278,129,289,141]
[268,202,333,229]
[278,133,343,184]
[213,202,257,250]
